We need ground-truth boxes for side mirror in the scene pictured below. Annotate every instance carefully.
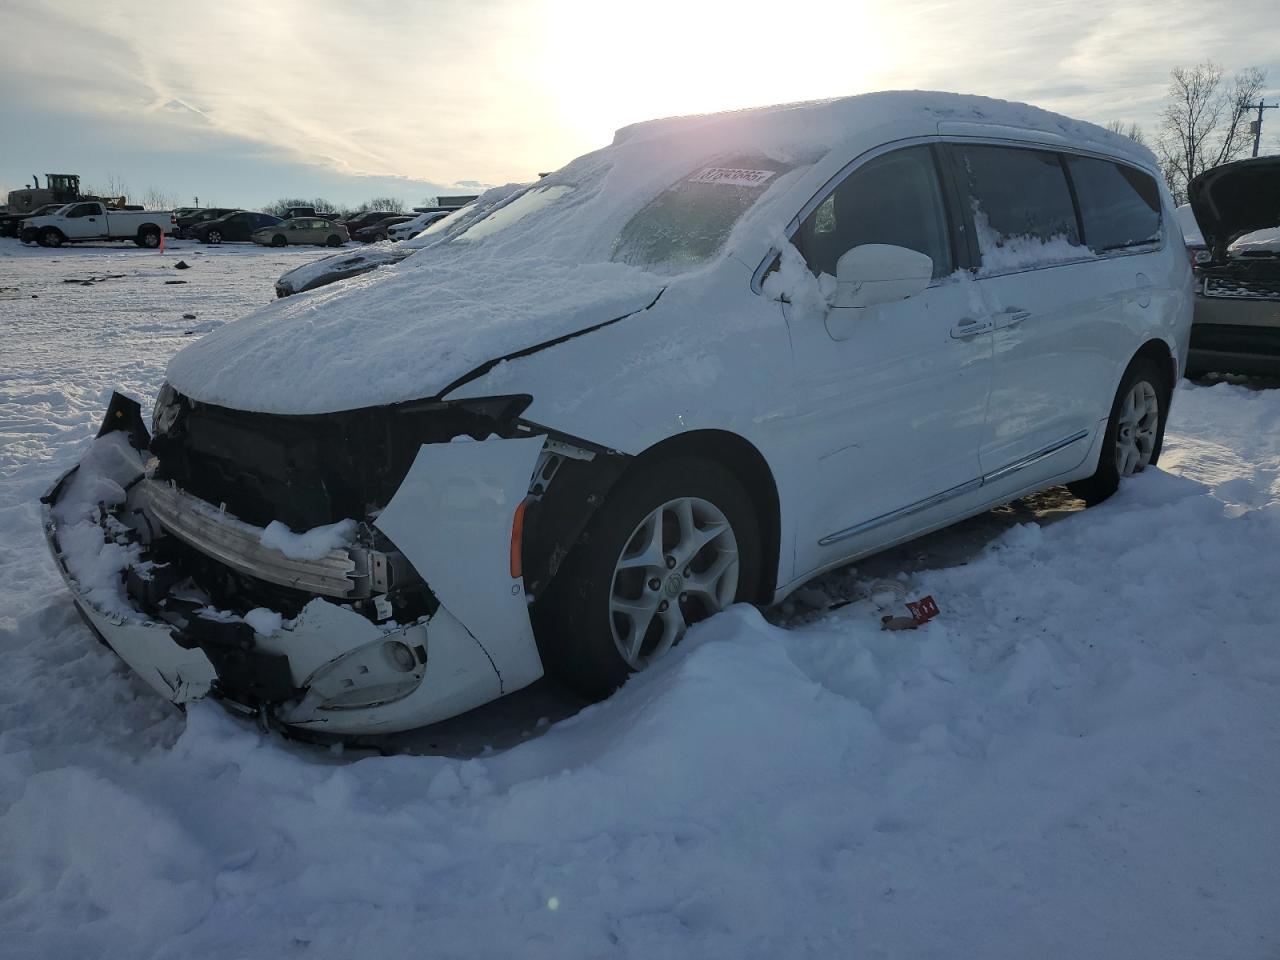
[833,244,933,309]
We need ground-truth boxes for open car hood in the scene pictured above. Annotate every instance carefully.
[1188,156,1280,260]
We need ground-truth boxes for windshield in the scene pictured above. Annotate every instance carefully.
[440,156,794,273]
[611,158,794,269]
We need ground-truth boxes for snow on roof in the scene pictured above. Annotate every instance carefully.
[1176,204,1206,246]
[612,90,1157,170]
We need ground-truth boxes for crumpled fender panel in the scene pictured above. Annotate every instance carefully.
[374,435,547,696]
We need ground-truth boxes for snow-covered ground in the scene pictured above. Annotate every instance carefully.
[2,240,1278,958]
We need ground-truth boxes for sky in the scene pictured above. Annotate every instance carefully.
[2,0,1279,210]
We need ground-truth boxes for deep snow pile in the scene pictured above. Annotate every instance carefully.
[2,248,1279,958]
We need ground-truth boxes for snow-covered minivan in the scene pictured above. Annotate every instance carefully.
[44,92,1193,736]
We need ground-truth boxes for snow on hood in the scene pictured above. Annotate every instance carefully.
[168,91,1150,415]
[1188,156,1280,260]
[1229,225,1280,257]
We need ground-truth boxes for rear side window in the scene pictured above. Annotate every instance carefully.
[1067,156,1162,252]
[953,144,1084,272]
[792,145,953,280]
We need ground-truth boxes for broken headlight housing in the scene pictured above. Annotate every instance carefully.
[152,382,181,437]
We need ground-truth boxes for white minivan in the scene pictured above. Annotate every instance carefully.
[44,91,1193,736]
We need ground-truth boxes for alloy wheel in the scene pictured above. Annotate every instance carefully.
[608,496,739,669]
[1115,380,1159,476]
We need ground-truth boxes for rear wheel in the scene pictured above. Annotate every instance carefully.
[1068,355,1169,506]
[534,458,761,699]
[325,234,342,247]
[135,226,161,248]
[206,229,223,245]
[39,227,63,248]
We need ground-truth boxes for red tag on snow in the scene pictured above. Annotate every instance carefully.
[905,595,939,624]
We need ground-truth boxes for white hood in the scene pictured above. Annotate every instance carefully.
[167,252,664,414]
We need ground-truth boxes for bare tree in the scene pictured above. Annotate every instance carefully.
[263,196,344,216]
[1156,62,1267,203]
[104,171,131,201]
[1104,120,1147,147]
[359,196,403,213]
[142,186,178,210]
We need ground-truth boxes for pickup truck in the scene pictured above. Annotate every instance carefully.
[23,201,175,248]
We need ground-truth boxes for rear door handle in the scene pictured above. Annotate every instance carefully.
[993,308,1031,329]
[950,317,994,339]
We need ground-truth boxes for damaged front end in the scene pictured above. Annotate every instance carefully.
[43,388,625,735]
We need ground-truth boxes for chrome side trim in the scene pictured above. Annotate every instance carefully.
[142,479,371,598]
[817,429,1090,547]
[981,429,1089,484]
[818,478,983,546]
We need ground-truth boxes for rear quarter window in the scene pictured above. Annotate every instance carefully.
[1066,156,1162,253]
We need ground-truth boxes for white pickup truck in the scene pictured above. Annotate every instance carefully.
[24,201,175,248]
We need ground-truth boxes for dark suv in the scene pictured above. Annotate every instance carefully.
[175,207,238,239]
[186,211,282,244]
[1187,156,1280,377]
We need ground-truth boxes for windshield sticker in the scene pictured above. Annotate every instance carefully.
[688,167,777,187]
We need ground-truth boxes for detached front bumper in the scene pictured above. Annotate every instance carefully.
[43,395,548,736]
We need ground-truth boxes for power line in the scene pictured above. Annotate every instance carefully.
[1243,99,1279,157]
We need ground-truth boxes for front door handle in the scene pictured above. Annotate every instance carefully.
[950,317,994,339]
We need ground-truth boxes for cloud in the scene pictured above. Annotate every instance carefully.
[2,0,1278,208]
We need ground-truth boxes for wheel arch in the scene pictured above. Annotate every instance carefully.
[628,429,782,604]
[523,427,782,606]
[1130,337,1177,394]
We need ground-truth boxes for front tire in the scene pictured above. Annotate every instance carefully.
[271,234,287,247]
[534,458,761,699]
[206,229,222,245]
[39,227,63,248]
[1068,355,1169,506]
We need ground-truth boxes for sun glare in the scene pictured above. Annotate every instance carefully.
[535,0,894,157]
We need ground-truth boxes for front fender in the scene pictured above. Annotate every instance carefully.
[374,435,547,695]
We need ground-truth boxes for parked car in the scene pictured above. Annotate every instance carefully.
[340,210,405,236]
[353,215,414,243]
[175,207,238,239]
[251,217,349,248]
[24,201,174,247]
[44,91,1191,737]
[15,203,69,242]
[387,211,449,242]
[281,206,341,221]
[1184,156,1280,377]
[187,211,282,244]
[273,201,484,296]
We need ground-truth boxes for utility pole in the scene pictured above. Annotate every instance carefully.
[1245,99,1279,157]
